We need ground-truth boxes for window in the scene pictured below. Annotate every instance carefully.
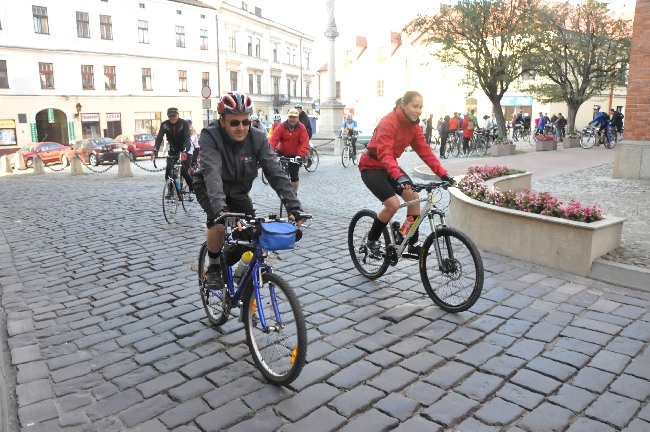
[229,31,236,52]
[178,70,187,92]
[273,76,280,95]
[100,15,112,40]
[76,12,90,38]
[273,43,278,62]
[33,6,49,34]
[230,71,238,91]
[287,47,290,63]
[139,3,145,8]
[176,10,181,15]
[200,29,208,50]
[81,65,94,90]
[292,49,296,66]
[247,36,252,56]
[376,80,384,97]
[176,26,185,48]
[104,65,116,90]
[255,39,260,58]
[286,78,290,97]
[39,62,54,89]
[305,82,310,98]
[200,14,205,19]
[202,72,209,88]
[0,60,8,88]
[292,79,297,97]
[138,20,149,44]
[142,68,152,90]
[248,73,254,94]
[305,52,310,70]
[256,74,262,95]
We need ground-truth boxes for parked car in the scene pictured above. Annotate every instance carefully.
[114,133,156,161]
[66,137,126,166]
[9,142,69,169]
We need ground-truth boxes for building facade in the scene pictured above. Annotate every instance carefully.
[0,0,314,152]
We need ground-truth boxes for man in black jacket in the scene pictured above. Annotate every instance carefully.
[294,104,313,139]
[193,92,304,290]
[155,107,193,195]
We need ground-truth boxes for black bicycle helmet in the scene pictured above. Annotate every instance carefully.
[217,91,253,115]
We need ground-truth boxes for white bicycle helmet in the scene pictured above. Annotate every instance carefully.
[250,114,258,121]
[217,91,253,115]
[273,113,281,121]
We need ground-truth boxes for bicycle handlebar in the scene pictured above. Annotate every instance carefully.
[411,181,452,192]
[212,212,313,227]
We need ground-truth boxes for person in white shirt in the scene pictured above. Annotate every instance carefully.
[251,114,267,135]
[187,119,200,169]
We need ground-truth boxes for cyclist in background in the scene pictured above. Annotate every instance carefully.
[341,113,359,158]
[187,119,200,172]
[294,104,313,139]
[591,106,611,144]
[267,113,281,140]
[609,109,624,134]
[251,114,267,135]
[358,91,455,257]
[155,107,192,197]
[193,91,304,291]
[269,108,310,194]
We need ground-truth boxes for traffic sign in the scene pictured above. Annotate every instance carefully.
[202,99,211,110]
[201,85,211,99]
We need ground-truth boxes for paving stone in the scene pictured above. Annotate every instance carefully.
[327,384,385,418]
[560,326,614,346]
[423,361,474,390]
[421,392,480,428]
[572,367,616,392]
[195,399,252,432]
[456,341,503,368]
[136,371,186,398]
[179,352,231,379]
[455,371,504,402]
[392,415,443,432]
[497,383,545,410]
[278,406,346,432]
[17,361,49,384]
[525,321,563,342]
[204,376,266,409]
[474,397,525,426]
[368,366,418,393]
[543,346,591,368]
[517,402,574,432]
[339,408,399,432]
[585,392,642,428]
[610,373,650,401]
[446,327,484,345]
[403,381,445,406]
[133,342,183,365]
[605,336,645,357]
[565,417,616,432]
[91,382,119,401]
[287,359,339,392]
[112,366,159,390]
[57,392,93,412]
[241,384,294,411]
[548,384,597,413]
[511,369,562,395]
[506,339,546,361]
[526,356,578,381]
[479,354,527,378]
[428,339,467,359]
[10,345,41,365]
[230,408,287,432]
[625,354,650,380]
[399,351,445,374]
[353,331,400,353]
[327,360,382,389]
[325,346,366,367]
[157,397,211,429]
[275,383,340,422]
[16,379,53,406]
[622,418,650,432]
[588,349,632,374]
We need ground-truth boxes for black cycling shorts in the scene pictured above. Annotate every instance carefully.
[277,151,300,182]
[360,168,409,203]
[193,171,255,228]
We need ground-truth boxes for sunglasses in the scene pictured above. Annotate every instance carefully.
[228,119,252,127]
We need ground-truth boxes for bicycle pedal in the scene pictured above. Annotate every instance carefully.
[401,253,419,260]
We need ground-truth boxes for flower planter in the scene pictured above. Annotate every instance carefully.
[449,173,625,276]
[490,143,517,157]
[535,140,557,151]
[563,138,581,148]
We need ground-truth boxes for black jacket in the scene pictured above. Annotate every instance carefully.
[198,124,301,215]
[298,112,313,139]
[155,119,191,155]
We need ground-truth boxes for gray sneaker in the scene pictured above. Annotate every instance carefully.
[366,240,382,258]
[408,242,423,256]
[205,264,223,290]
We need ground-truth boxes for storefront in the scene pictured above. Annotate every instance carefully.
[0,119,17,146]
[501,95,533,120]
[106,113,122,138]
[81,113,101,139]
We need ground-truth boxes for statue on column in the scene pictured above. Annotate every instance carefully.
[325,0,338,38]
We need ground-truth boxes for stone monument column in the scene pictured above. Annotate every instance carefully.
[313,0,345,153]
[614,1,649,179]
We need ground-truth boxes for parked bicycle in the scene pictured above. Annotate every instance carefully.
[197,212,311,386]
[348,181,484,312]
[341,132,358,167]
[162,155,192,224]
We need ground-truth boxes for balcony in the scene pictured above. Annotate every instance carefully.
[271,94,290,105]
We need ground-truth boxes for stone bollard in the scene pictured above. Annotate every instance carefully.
[14,152,26,170]
[71,154,84,175]
[32,155,45,175]
[1,155,13,175]
[117,152,133,178]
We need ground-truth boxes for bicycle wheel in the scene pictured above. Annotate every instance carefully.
[197,243,230,326]
[162,178,178,224]
[581,134,595,149]
[475,137,487,157]
[605,128,617,149]
[348,210,390,279]
[451,139,461,157]
[430,137,439,151]
[242,272,307,386]
[420,227,483,312]
[341,145,350,167]
[304,148,319,172]
[179,177,188,213]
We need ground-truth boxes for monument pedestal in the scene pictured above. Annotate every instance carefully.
[312,100,345,155]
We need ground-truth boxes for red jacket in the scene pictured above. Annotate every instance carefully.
[461,115,474,138]
[269,121,310,158]
[359,107,448,180]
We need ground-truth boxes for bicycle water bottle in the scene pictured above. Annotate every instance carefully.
[175,178,181,191]
[399,216,415,236]
[233,251,254,283]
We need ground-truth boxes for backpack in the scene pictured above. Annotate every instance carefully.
[467,119,475,131]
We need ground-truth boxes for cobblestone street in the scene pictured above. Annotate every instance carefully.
[0,149,648,431]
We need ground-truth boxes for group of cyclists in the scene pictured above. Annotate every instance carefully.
[152,90,454,292]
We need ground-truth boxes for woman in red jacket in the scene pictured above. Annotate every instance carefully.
[358,91,455,257]
[461,112,474,156]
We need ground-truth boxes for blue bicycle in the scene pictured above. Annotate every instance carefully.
[197,212,311,386]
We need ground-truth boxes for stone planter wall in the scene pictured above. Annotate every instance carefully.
[450,172,625,276]
[490,144,517,157]
[563,138,581,148]
[487,171,532,192]
[535,140,558,151]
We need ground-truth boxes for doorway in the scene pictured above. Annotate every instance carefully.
[35,108,70,144]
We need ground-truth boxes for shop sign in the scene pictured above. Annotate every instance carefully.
[501,96,533,107]
[48,108,55,123]
[0,119,16,128]
[106,113,121,121]
[81,113,100,122]
[30,123,37,142]
[68,121,75,141]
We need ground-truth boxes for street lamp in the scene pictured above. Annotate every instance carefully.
[75,103,82,118]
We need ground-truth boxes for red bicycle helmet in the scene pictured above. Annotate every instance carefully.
[217,91,253,115]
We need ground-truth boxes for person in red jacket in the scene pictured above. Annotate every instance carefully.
[270,108,310,194]
[358,91,455,257]
[461,112,474,156]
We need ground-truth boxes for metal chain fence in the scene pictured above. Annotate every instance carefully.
[131,157,165,172]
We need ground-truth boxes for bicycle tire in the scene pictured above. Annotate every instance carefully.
[197,242,230,326]
[451,139,461,157]
[163,178,178,224]
[420,227,483,312]
[341,145,350,167]
[242,272,307,386]
[348,210,390,279]
[304,148,319,172]
[179,177,188,213]
[605,128,617,149]
[430,137,439,151]
[581,134,595,149]
[475,137,487,157]
[352,146,358,165]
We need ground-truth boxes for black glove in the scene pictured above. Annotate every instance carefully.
[396,175,413,188]
[441,174,456,186]
[289,209,303,222]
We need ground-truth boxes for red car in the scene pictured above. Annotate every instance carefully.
[10,142,69,169]
[65,138,126,166]
[114,133,156,161]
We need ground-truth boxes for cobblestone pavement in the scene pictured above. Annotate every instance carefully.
[0,151,649,431]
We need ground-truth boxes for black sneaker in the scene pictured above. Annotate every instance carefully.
[366,240,382,258]
[408,242,423,256]
[205,264,223,290]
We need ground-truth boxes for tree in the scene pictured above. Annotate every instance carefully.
[523,0,632,133]
[403,0,542,137]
